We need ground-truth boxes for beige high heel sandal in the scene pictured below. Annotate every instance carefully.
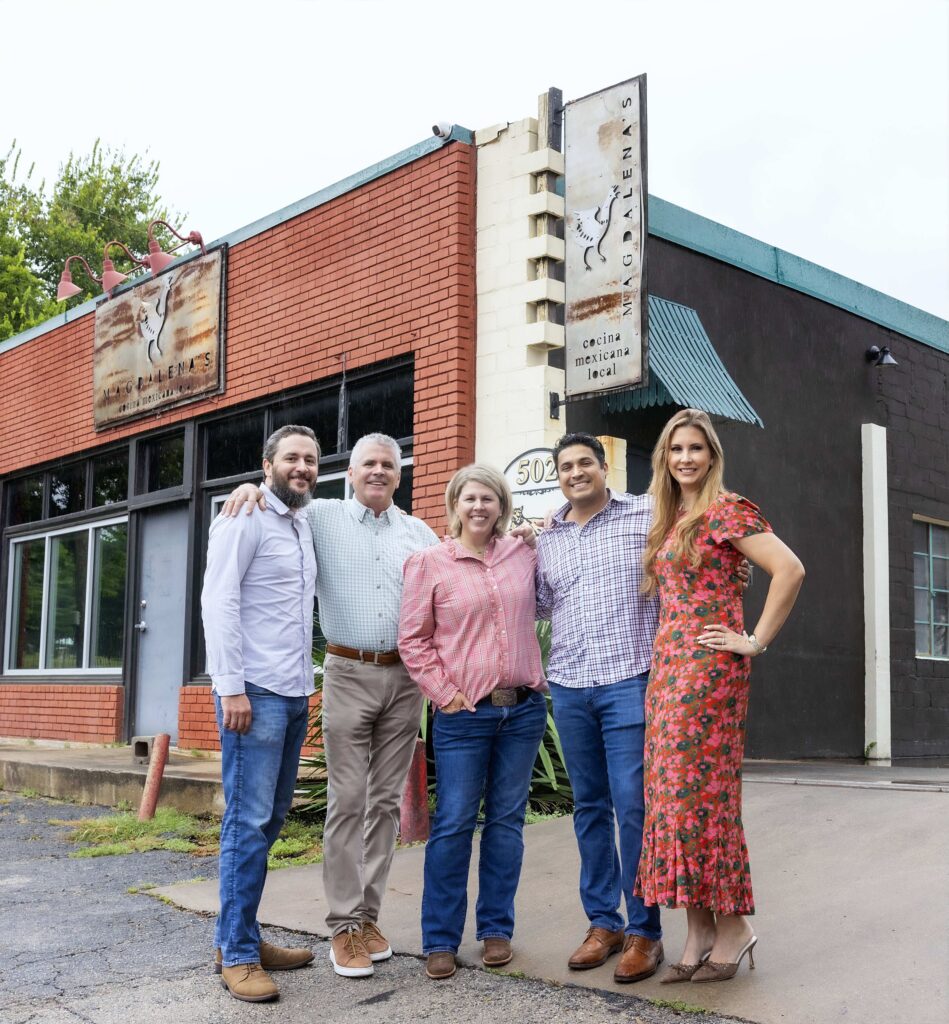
[690,934,757,983]
[659,950,711,984]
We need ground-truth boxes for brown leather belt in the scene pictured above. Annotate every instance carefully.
[325,643,401,666]
[477,686,534,707]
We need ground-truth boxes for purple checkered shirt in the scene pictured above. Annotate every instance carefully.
[535,490,659,688]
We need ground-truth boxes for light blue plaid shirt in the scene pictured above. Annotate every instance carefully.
[536,490,659,687]
[306,498,438,651]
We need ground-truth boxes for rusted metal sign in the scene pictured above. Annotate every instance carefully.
[564,75,648,400]
[93,248,225,429]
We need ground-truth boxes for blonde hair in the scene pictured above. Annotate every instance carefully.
[642,409,726,596]
[444,463,512,539]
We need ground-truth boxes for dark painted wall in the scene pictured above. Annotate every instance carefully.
[568,236,948,759]
[879,337,949,757]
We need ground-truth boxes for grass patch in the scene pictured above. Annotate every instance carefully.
[650,998,709,1014]
[51,807,220,859]
[127,883,157,894]
[50,806,322,865]
[19,788,40,799]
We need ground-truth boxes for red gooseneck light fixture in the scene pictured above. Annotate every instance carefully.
[56,219,206,303]
[56,255,103,301]
[147,219,206,275]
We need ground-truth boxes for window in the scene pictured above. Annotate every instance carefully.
[5,518,128,673]
[142,432,185,492]
[7,473,44,526]
[206,411,266,481]
[914,519,948,658]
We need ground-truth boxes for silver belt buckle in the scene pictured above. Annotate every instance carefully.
[491,688,517,707]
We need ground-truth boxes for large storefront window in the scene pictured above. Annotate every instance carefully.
[5,519,128,673]
[914,519,949,658]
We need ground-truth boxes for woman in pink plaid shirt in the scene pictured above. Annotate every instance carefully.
[399,464,548,981]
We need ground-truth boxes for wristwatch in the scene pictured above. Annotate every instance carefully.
[746,633,767,655]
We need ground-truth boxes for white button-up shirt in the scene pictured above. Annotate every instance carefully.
[202,485,317,697]
[306,498,438,651]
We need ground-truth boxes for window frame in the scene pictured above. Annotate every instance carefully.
[913,515,949,661]
[4,513,129,675]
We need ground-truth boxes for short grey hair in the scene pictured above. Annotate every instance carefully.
[349,432,402,472]
[262,424,320,464]
[444,463,512,539]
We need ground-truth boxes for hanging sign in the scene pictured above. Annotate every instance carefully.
[93,247,226,429]
[564,74,648,400]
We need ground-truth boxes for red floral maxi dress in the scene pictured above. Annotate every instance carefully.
[635,493,771,916]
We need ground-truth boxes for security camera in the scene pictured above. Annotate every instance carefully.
[432,122,453,140]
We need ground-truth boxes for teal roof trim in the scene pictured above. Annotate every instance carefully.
[0,128,474,357]
[604,295,763,427]
[649,196,949,354]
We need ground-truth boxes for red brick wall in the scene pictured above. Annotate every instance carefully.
[179,686,324,756]
[0,141,476,742]
[0,685,123,742]
[0,140,477,527]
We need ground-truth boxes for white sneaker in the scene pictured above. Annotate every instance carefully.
[329,929,374,977]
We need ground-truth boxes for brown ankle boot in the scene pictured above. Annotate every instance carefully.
[219,963,279,1002]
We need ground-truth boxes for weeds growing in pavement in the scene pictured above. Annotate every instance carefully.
[50,805,323,866]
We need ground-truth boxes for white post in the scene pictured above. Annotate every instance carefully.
[862,423,891,761]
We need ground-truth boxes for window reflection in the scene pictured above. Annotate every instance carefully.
[49,463,86,518]
[11,539,44,669]
[144,433,185,492]
[206,413,265,480]
[8,474,44,525]
[90,524,127,668]
[92,451,128,506]
[346,373,413,448]
[272,391,339,456]
[46,533,88,669]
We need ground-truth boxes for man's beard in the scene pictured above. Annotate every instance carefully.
[270,472,316,509]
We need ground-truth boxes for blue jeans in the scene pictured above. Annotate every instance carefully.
[549,675,661,940]
[214,682,310,966]
[421,692,547,954]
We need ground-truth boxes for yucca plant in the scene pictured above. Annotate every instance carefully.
[528,620,574,812]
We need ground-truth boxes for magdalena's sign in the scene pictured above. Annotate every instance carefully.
[93,248,225,429]
[564,74,648,400]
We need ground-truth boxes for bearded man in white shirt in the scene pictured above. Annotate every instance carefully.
[202,425,320,1003]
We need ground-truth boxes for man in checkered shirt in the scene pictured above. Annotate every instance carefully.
[535,432,664,985]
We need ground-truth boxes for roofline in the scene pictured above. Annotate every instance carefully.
[0,126,475,356]
[649,196,949,354]
[3,129,945,357]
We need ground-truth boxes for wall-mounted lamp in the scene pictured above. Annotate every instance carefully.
[56,255,103,300]
[147,219,206,275]
[866,345,898,367]
[56,219,205,303]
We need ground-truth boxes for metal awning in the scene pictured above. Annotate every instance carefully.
[602,295,763,427]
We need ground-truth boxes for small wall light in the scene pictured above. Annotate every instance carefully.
[865,345,898,367]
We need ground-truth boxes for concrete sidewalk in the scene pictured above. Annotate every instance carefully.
[0,742,225,814]
[153,762,948,1024]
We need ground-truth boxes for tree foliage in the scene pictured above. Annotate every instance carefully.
[0,140,182,342]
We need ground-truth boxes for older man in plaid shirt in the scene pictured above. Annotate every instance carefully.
[535,432,664,985]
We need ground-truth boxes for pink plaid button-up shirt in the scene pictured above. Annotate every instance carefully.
[398,535,546,708]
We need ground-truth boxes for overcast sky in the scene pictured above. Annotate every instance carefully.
[4,0,947,319]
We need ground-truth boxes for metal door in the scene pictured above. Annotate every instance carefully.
[132,506,189,740]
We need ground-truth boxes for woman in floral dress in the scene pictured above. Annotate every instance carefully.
[635,409,804,984]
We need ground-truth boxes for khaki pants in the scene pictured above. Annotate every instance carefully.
[321,653,424,935]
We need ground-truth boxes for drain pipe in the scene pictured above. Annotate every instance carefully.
[138,732,171,820]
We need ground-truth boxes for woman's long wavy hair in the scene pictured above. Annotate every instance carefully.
[642,409,726,596]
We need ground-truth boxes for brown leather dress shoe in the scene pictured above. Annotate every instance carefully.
[426,951,457,979]
[613,935,664,983]
[214,940,314,974]
[220,963,279,1002]
[568,926,625,970]
[482,938,513,967]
